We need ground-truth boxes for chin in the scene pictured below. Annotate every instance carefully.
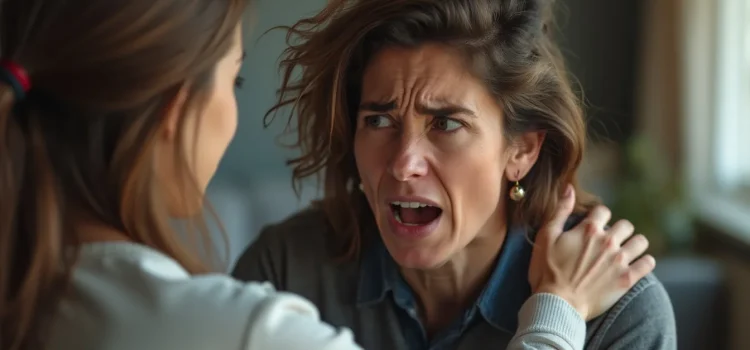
[396,254,446,270]
[393,249,452,270]
[380,232,452,270]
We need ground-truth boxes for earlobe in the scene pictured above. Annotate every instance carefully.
[505,131,546,180]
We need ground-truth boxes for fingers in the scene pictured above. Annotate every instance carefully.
[618,234,649,265]
[540,184,576,241]
[619,254,656,288]
[577,217,639,285]
[583,205,611,235]
[607,219,635,246]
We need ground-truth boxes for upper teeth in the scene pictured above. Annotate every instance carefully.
[392,201,431,208]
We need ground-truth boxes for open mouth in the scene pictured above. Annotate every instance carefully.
[390,201,443,226]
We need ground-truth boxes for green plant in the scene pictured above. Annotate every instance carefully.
[609,134,694,255]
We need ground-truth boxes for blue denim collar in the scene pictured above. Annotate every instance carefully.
[355,224,534,334]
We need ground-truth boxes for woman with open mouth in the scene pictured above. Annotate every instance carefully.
[0,0,669,349]
[232,0,677,349]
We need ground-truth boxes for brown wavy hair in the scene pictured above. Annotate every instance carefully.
[268,0,597,259]
[0,0,249,349]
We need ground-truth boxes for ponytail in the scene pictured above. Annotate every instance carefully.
[0,64,68,350]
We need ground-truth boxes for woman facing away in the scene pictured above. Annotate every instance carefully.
[0,0,657,349]
[232,0,677,349]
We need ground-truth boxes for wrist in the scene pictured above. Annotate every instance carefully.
[517,293,587,349]
[534,287,588,320]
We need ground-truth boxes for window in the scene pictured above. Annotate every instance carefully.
[742,0,750,186]
[736,0,750,190]
[685,0,750,239]
[713,0,750,196]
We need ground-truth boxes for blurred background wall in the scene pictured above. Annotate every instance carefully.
[207,1,750,349]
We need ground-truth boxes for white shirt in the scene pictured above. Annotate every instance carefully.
[49,242,362,350]
[48,242,584,350]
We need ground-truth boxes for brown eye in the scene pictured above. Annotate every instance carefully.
[432,116,462,131]
[364,115,393,128]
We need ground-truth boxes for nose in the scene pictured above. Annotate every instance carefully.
[388,136,429,182]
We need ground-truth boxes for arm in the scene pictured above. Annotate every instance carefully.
[233,225,368,350]
[590,276,677,350]
[233,228,366,350]
[519,186,660,350]
[233,230,586,350]
[243,285,586,350]
[507,276,677,350]
[245,289,363,350]
[507,293,586,350]
[245,288,586,350]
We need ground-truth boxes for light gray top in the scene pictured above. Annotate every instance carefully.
[45,241,584,350]
[49,242,359,350]
[233,208,678,350]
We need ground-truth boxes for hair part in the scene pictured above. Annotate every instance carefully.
[0,0,249,349]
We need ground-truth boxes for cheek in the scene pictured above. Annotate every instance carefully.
[220,91,239,141]
[211,87,238,147]
[439,136,505,228]
[353,130,390,183]
[353,133,368,176]
[445,148,503,203]
[193,87,238,187]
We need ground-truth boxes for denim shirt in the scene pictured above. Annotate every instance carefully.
[356,225,532,350]
[232,208,677,350]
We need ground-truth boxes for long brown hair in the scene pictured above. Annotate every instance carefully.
[0,0,249,349]
[267,0,597,259]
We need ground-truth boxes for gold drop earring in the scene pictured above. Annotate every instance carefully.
[509,171,525,201]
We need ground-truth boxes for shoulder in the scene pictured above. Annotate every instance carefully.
[232,206,348,289]
[250,205,334,250]
[586,273,677,349]
[52,243,322,349]
[262,205,333,236]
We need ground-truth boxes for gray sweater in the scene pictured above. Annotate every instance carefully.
[232,209,677,350]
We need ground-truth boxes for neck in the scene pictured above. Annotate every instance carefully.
[400,221,507,337]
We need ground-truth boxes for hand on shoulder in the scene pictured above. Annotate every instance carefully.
[528,185,656,321]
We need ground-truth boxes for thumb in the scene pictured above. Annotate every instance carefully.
[540,184,576,241]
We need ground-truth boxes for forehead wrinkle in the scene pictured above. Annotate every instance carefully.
[362,45,482,116]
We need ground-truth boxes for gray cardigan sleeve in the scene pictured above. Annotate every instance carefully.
[508,293,586,350]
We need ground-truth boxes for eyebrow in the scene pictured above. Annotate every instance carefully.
[358,99,476,117]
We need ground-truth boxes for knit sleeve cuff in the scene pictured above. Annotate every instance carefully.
[516,293,586,349]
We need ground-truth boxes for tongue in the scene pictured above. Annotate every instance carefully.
[399,206,441,225]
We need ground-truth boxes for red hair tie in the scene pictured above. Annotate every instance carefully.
[0,59,32,99]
